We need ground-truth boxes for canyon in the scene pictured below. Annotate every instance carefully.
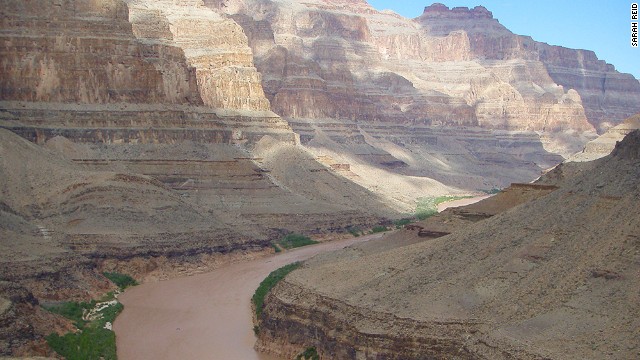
[1,0,639,357]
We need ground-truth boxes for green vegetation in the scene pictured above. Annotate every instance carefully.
[44,297,123,360]
[46,327,118,360]
[415,195,473,220]
[482,188,502,194]
[415,197,438,220]
[43,301,90,328]
[103,272,138,290]
[43,272,137,360]
[296,347,320,360]
[252,262,301,318]
[347,227,362,237]
[370,225,389,234]
[393,218,412,228]
[274,233,318,250]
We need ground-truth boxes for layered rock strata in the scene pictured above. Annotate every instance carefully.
[569,113,640,162]
[0,124,394,354]
[207,0,640,202]
[125,0,271,111]
[257,131,640,359]
[218,0,640,133]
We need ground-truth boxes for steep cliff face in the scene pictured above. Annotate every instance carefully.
[0,0,202,105]
[125,0,271,111]
[416,4,640,133]
[214,0,640,134]
[0,0,274,111]
[204,0,634,201]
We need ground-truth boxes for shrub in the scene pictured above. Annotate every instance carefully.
[370,225,389,234]
[415,209,437,220]
[42,301,90,328]
[252,262,301,318]
[394,218,412,228]
[482,188,502,194]
[46,327,117,360]
[348,227,361,237]
[275,234,318,250]
[102,272,138,290]
[296,347,320,360]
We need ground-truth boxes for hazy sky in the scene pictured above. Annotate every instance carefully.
[367,1,640,79]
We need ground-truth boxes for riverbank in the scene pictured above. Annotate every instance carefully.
[436,195,492,212]
[113,233,385,360]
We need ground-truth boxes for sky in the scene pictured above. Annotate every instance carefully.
[366,0,640,79]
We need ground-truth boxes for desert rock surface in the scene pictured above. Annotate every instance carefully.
[257,131,640,359]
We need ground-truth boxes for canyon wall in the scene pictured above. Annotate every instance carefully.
[201,0,640,200]
[0,0,201,105]
[216,0,640,134]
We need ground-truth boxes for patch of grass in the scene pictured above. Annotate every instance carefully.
[414,195,473,220]
[46,326,117,360]
[252,262,301,318]
[393,218,412,228]
[43,301,91,328]
[482,188,502,194]
[415,197,438,220]
[103,272,138,290]
[370,225,389,234]
[43,289,125,359]
[296,347,320,360]
[275,234,318,250]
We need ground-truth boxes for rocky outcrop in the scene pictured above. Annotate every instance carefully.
[0,0,201,105]
[125,0,271,111]
[0,281,72,356]
[416,4,640,133]
[568,113,640,162]
[257,131,640,359]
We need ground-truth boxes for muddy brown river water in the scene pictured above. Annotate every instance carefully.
[113,233,384,360]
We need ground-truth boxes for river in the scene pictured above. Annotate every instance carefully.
[113,233,384,360]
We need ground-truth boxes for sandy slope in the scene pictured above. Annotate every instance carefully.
[257,131,640,359]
